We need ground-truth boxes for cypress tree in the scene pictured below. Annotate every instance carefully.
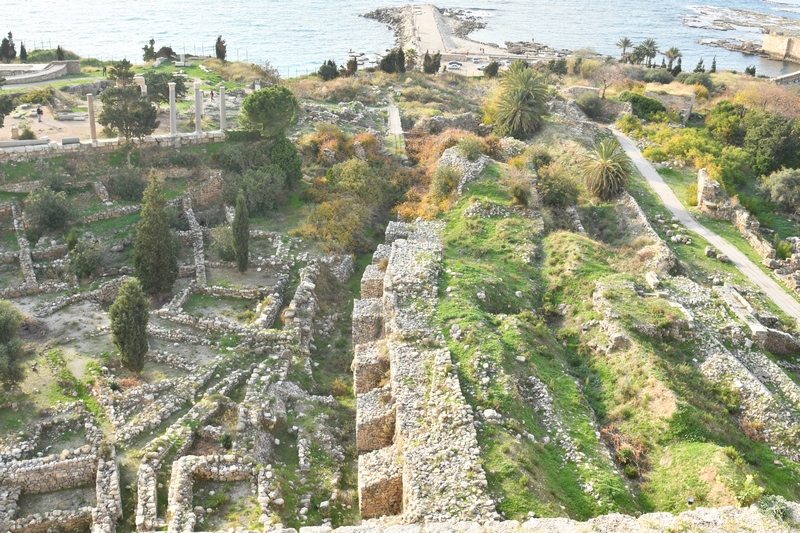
[133,172,178,297]
[710,56,717,73]
[109,278,149,373]
[19,43,27,63]
[233,191,249,273]
[423,51,433,74]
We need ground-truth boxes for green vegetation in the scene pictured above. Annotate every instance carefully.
[0,300,24,385]
[109,278,149,373]
[582,139,633,201]
[134,173,178,296]
[239,86,298,138]
[233,191,249,273]
[486,61,548,139]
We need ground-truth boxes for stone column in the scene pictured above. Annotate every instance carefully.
[87,93,97,142]
[168,82,177,135]
[194,81,203,135]
[218,85,226,131]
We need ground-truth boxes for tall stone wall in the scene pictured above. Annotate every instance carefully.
[353,220,496,522]
[763,33,800,61]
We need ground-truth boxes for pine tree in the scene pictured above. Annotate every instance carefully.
[134,172,178,297]
[397,48,406,73]
[710,56,717,73]
[56,45,65,61]
[109,278,149,373]
[19,43,27,63]
[422,51,433,74]
[0,299,25,384]
[233,191,249,273]
[694,58,705,73]
[5,33,16,62]
[215,35,227,61]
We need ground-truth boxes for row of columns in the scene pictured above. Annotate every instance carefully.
[85,81,227,142]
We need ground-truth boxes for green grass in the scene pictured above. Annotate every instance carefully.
[435,165,639,519]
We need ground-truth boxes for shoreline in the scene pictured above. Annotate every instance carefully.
[363,4,570,70]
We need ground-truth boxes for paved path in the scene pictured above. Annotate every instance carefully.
[613,129,800,325]
[386,98,403,136]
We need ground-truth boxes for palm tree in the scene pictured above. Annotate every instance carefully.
[664,47,682,71]
[616,37,633,61]
[495,62,549,139]
[583,139,633,201]
[641,38,658,67]
[630,45,647,66]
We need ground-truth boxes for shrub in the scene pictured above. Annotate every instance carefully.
[616,114,642,135]
[456,135,484,161]
[331,378,349,397]
[618,91,666,121]
[775,236,793,260]
[484,61,500,78]
[66,228,79,252]
[223,165,286,216]
[525,145,552,170]
[25,187,74,232]
[68,241,104,279]
[19,87,54,105]
[105,167,146,202]
[508,179,530,206]
[683,72,714,90]
[211,226,236,261]
[757,495,790,522]
[214,142,271,174]
[763,168,800,213]
[575,92,604,119]
[270,134,303,188]
[430,166,461,200]
[643,68,675,84]
[643,146,668,163]
[18,126,36,140]
[300,196,370,253]
[220,433,233,450]
[537,161,580,207]
[686,182,699,206]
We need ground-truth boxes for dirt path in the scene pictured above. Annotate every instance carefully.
[614,129,800,325]
[386,97,403,136]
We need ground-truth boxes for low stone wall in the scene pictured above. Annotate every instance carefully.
[3,507,93,533]
[697,169,776,261]
[36,276,130,317]
[92,448,122,533]
[0,132,225,163]
[167,454,255,533]
[82,205,141,224]
[437,146,490,194]
[0,453,98,494]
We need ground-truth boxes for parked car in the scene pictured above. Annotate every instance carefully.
[448,63,462,70]
[448,61,462,67]
[472,57,480,64]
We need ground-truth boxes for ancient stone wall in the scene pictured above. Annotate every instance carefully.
[0,453,98,493]
[763,33,800,61]
[353,220,495,522]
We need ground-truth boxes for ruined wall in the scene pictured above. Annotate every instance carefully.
[763,33,800,61]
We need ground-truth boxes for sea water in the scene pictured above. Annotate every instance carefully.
[4,0,800,77]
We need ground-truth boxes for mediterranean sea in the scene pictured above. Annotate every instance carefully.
[4,0,800,77]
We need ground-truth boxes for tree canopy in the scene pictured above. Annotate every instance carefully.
[216,35,227,61]
[109,59,135,86]
[239,86,298,138]
[143,71,187,104]
[134,173,178,296]
[109,278,149,373]
[98,86,160,143]
[0,300,24,384]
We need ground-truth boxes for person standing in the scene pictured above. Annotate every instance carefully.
[210,90,214,101]
[102,65,106,76]
[36,106,43,122]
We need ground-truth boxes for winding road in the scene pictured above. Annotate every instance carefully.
[613,130,800,325]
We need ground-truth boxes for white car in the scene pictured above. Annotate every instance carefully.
[472,57,480,64]
[449,64,461,70]
[448,61,462,67]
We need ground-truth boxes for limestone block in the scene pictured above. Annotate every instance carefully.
[358,444,402,519]
[353,341,390,395]
[356,386,396,452]
[361,264,386,299]
[353,298,384,345]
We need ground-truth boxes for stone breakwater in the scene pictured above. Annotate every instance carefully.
[353,220,496,522]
